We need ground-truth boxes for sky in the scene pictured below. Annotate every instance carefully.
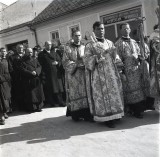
[0,0,17,5]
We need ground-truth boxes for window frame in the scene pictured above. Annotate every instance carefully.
[68,23,81,39]
[100,6,142,42]
[50,29,60,42]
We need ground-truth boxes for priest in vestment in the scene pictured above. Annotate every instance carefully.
[63,31,91,121]
[149,25,160,112]
[115,23,150,118]
[84,21,124,128]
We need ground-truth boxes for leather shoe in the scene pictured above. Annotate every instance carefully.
[134,113,143,119]
[105,121,115,128]
[36,109,42,112]
[4,113,9,119]
[0,117,5,125]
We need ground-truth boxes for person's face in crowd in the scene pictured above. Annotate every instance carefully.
[33,50,38,58]
[121,24,131,37]
[45,41,52,51]
[1,49,7,58]
[25,48,33,57]
[144,36,150,44]
[52,41,59,48]
[34,47,41,54]
[8,50,14,56]
[59,45,64,52]
[94,24,105,39]
[73,31,81,44]
[37,48,41,53]
[17,45,24,54]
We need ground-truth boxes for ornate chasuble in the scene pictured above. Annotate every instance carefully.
[150,30,160,111]
[62,43,89,111]
[115,38,147,104]
[84,39,124,122]
[150,31,160,98]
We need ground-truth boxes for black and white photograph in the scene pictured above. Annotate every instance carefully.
[0,0,159,157]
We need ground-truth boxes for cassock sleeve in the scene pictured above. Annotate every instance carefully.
[84,43,97,71]
[62,46,77,75]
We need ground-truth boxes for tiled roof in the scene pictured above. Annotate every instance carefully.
[32,0,111,25]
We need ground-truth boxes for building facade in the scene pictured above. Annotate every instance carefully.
[0,0,51,50]
[0,0,158,50]
[31,0,158,47]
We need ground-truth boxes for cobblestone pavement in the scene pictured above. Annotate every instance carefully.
[0,107,159,157]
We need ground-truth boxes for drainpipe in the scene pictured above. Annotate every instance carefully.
[29,25,38,46]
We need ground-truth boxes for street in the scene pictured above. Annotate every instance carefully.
[0,107,159,157]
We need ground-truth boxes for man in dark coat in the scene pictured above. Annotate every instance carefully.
[57,45,65,59]
[38,41,65,107]
[8,44,24,111]
[0,48,11,125]
[20,48,44,112]
[51,43,66,102]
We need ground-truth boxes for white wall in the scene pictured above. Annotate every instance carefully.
[0,0,51,30]
[35,0,142,46]
[0,0,52,49]
[141,0,158,36]
[1,0,157,49]
[0,27,36,48]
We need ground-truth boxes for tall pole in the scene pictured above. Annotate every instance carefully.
[156,0,160,35]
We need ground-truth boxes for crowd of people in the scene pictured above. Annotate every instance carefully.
[0,20,159,128]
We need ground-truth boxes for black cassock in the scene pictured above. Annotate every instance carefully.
[0,59,11,115]
[20,56,44,111]
[38,49,65,106]
[8,53,24,110]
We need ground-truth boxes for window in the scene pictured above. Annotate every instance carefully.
[100,6,142,42]
[69,24,80,39]
[105,25,116,42]
[50,30,59,41]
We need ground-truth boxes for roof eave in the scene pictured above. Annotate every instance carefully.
[32,0,113,26]
[0,21,32,34]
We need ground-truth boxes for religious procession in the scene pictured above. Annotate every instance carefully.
[0,0,159,129]
[0,1,160,157]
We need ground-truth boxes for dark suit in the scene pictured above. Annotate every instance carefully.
[0,58,11,115]
[38,49,65,106]
[8,53,24,110]
[20,56,44,111]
